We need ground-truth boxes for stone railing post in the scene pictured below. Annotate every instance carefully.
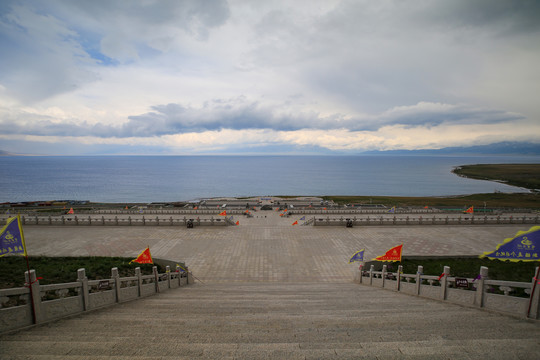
[25,269,43,324]
[77,268,89,311]
[128,216,132,225]
[176,264,183,287]
[382,265,387,288]
[187,267,193,284]
[416,266,423,295]
[397,265,403,291]
[166,266,171,288]
[358,263,364,284]
[441,266,450,300]
[369,265,374,285]
[135,267,142,296]
[142,216,146,225]
[112,267,120,302]
[528,266,540,319]
[153,266,159,292]
[474,266,489,308]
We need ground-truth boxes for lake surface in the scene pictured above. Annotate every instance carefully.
[0,155,538,203]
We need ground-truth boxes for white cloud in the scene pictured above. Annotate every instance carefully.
[0,0,539,154]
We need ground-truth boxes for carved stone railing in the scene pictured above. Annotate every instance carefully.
[354,264,540,319]
[0,264,193,334]
[0,215,231,227]
[311,215,539,226]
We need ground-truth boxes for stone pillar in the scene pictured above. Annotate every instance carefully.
[358,263,364,284]
[166,266,171,288]
[128,216,132,225]
[156,216,159,226]
[112,267,120,302]
[142,216,146,226]
[75,216,79,225]
[88,216,92,225]
[474,266,489,308]
[416,266,423,295]
[77,268,89,311]
[25,269,43,324]
[62,215,65,225]
[176,264,183,287]
[441,266,450,300]
[369,265,374,285]
[382,265,387,288]
[397,265,403,291]
[135,267,142,297]
[153,266,159,293]
[187,268,194,284]
[115,216,118,225]
[528,267,540,319]
[48,216,52,225]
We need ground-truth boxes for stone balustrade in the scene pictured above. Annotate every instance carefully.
[311,215,539,226]
[0,264,193,334]
[355,264,540,319]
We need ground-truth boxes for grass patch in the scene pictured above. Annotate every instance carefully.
[378,257,538,282]
[323,193,539,209]
[453,164,540,191]
[0,256,165,289]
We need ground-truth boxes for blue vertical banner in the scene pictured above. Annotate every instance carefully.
[480,226,540,262]
[0,216,27,257]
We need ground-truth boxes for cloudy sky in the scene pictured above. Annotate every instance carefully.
[1,0,539,155]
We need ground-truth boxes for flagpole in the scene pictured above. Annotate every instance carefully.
[18,214,37,324]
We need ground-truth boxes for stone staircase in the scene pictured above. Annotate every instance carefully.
[1,282,539,359]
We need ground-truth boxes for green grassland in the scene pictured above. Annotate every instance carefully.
[453,163,540,191]
[323,192,539,209]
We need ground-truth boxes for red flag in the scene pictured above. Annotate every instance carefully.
[373,244,403,262]
[130,247,153,264]
[236,221,239,225]
[463,206,474,214]
[219,210,227,216]
[67,208,74,214]
[292,220,298,225]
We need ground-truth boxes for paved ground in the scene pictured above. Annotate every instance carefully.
[21,210,533,282]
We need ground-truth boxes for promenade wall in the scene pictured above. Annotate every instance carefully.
[0,262,193,334]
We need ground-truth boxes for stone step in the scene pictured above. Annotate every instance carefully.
[1,282,539,359]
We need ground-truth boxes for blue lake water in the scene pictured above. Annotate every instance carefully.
[0,155,538,203]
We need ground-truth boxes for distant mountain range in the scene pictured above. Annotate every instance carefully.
[362,142,540,156]
[1,141,539,156]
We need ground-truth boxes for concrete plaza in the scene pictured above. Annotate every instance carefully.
[21,210,533,282]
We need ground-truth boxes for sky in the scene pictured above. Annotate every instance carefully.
[0,0,539,155]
